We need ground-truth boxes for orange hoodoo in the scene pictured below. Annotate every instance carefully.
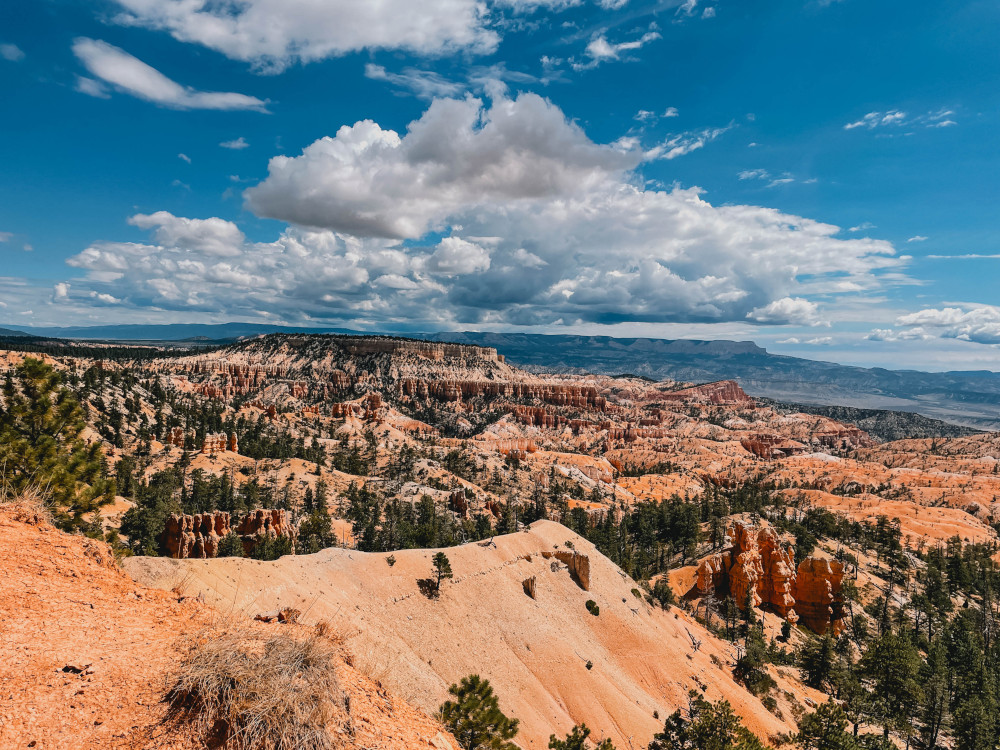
[695,520,845,634]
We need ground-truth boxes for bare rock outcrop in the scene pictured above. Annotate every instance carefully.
[740,434,808,460]
[552,550,591,591]
[694,520,843,633]
[793,557,846,635]
[201,432,238,454]
[162,512,231,559]
[235,509,297,554]
[161,509,296,559]
[522,576,536,599]
[661,380,754,406]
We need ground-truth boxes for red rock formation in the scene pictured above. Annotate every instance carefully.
[343,339,501,362]
[449,490,469,517]
[793,557,846,635]
[162,512,231,559]
[757,527,798,622]
[741,434,808,460]
[543,550,591,591]
[167,427,186,449]
[483,439,539,455]
[161,509,296,559]
[235,509,297,555]
[201,432,237,454]
[523,576,536,599]
[694,521,842,634]
[400,380,605,410]
[660,380,754,406]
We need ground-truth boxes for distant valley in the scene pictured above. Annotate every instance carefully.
[6,323,1000,429]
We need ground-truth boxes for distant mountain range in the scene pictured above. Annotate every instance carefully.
[0,322,351,341]
[5,323,1000,429]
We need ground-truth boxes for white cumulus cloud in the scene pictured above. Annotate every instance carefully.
[55,92,907,329]
[894,305,1000,345]
[746,297,825,326]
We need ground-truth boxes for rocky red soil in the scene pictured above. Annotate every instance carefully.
[0,501,459,750]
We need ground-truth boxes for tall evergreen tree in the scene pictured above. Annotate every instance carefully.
[0,357,114,530]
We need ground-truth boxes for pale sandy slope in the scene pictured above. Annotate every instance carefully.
[126,521,813,749]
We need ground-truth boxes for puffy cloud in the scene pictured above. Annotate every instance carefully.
[128,212,247,257]
[0,232,12,242]
[894,305,1000,345]
[57,93,906,329]
[64,219,385,319]
[426,237,492,275]
[746,297,825,326]
[110,0,501,73]
[907,235,928,242]
[1,44,25,62]
[245,92,638,238]
[72,38,268,111]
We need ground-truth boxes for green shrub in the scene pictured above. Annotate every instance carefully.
[217,531,245,557]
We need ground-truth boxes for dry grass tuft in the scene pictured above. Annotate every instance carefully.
[0,484,53,525]
[169,624,351,750]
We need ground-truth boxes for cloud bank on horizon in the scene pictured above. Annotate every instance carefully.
[1,0,999,369]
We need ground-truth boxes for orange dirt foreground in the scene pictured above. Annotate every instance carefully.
[0,503,459,750]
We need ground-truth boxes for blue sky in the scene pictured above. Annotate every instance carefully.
[1,0,999,370]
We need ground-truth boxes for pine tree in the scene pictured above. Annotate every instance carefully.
[799,635,838,690]
[433,551,454,591]
[0,358,114,530]
[734,624,776,696]
[796,701,859,750]
[438,674,520,750]
[217,531,245,557]
[858,631,922,739]
[649,690,767,750]
[549,724,615,750]
[918,639,950,750]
